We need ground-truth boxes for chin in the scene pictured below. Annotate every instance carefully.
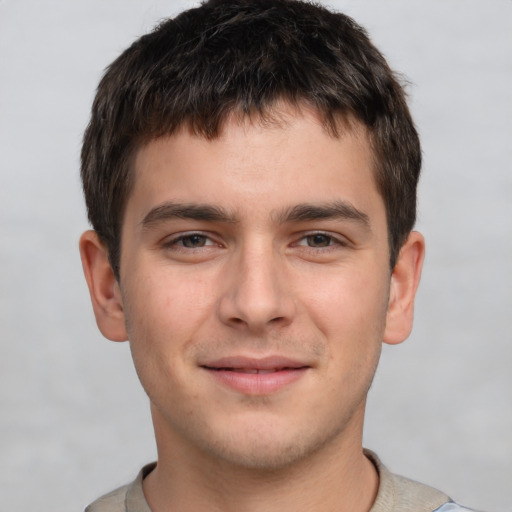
[194,416,347,472]
[206,438,312,471]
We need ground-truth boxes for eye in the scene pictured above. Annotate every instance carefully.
[296,232,341,248]
[180,234,210,248]
[304,233,333,247]
[159,231,224,262]
[164,232,218,250]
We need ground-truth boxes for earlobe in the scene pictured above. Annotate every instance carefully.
[79,230,128,342]
[383,231,425,345]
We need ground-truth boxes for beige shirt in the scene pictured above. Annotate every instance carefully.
[85,450,471,512]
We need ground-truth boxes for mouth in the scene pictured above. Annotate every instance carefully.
[200,356,310,395]
[204,366,307,374]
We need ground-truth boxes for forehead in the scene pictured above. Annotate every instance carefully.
[127,106,382,224]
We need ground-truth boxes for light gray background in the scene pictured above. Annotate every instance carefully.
[1,1,511,511]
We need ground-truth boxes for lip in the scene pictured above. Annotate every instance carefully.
[200,355,311,395]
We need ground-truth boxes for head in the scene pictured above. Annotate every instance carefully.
[79,0,425,473]
[81,0,421,281]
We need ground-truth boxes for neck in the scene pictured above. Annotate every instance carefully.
[143,410,378,512]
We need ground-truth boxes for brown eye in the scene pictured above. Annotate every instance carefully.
[306,234,332,247]
[181,234,208,248]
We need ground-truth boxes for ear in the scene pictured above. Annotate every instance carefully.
[383,231,425,345]
[79,230,128,342]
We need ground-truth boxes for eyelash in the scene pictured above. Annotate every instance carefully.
[163,232,219,250]
[295,231,347,250]
[163,231,347,251]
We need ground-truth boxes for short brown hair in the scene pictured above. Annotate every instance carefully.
[81,0,421,279]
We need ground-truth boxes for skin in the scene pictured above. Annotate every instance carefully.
[80,106,424,512]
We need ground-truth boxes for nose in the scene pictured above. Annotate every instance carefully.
[218,244,296,333]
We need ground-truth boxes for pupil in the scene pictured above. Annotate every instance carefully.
[184,235,205,247]
[309,234,330,247]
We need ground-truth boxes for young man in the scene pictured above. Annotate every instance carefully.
[79,1,478,511]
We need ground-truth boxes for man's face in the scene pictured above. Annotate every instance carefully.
[117,108,393,469]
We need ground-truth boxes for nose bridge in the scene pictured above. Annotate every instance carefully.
[241,243,279,300]
[219,237,294,331]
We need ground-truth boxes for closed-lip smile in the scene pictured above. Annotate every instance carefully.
[200,355,311,395]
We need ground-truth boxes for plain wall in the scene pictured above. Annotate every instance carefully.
[1,1,510,510]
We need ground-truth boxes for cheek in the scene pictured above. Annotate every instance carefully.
[122,268,218,355]
[121,276,200,405]
[301,264,390,337]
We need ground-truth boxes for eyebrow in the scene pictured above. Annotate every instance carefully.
[141,202,237,229]
[275,201,371,229]
[141,199,371,230]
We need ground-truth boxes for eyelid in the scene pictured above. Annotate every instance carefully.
[294,230,349,248]
[160,229,350,250]
[162,231,220,248]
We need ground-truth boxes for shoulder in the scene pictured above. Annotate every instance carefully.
[391,474,478,512]
[366,450,480,512]
[84,484,129,512]
[433,505,483,512]
[84,463,155,512]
